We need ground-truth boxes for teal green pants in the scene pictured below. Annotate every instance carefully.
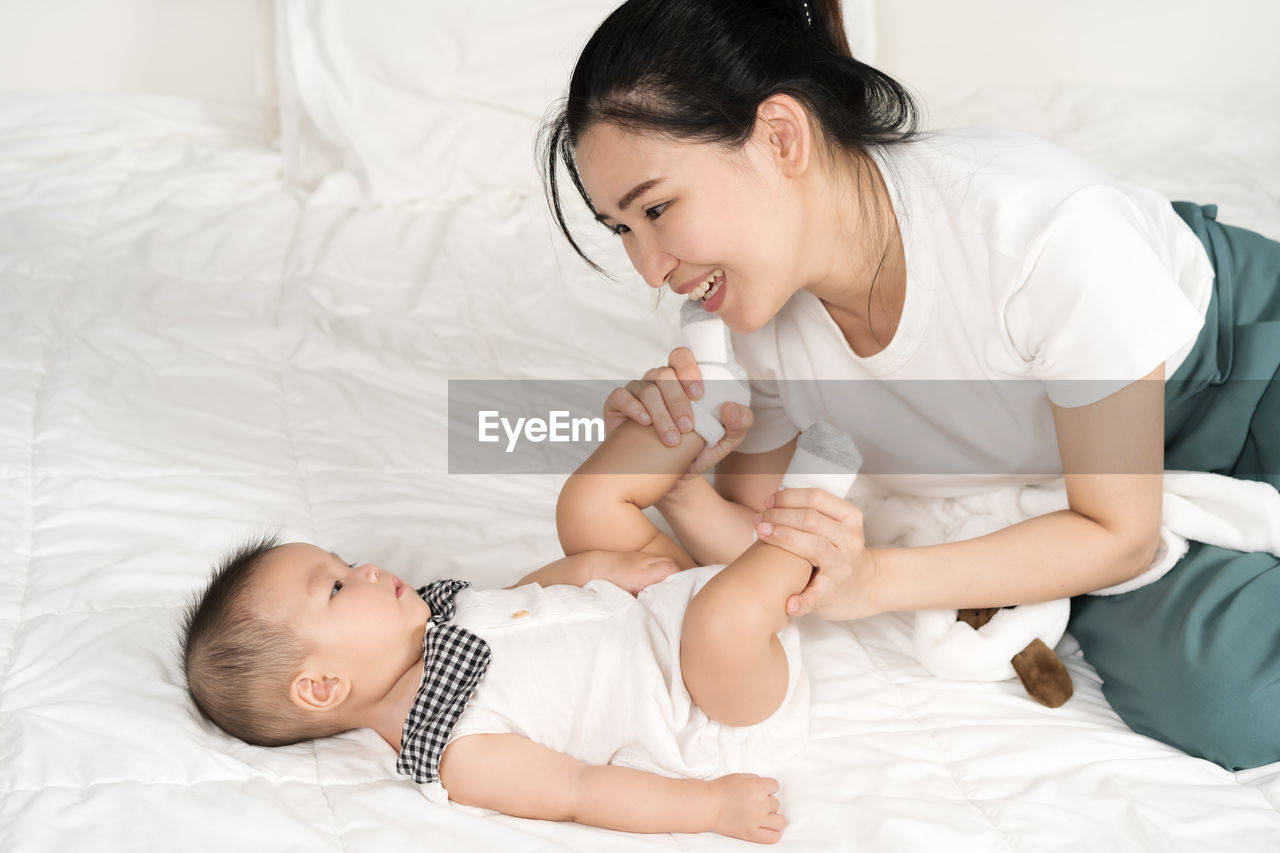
[1069,202,1280,771]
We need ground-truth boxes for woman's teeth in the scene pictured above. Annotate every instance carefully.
[688,269,724,302]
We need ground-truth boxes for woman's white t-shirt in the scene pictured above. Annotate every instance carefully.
[732,128,1214,497]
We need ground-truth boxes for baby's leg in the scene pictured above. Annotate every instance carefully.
[556,420,706,566]
[558,306,750,564]
[681,424,861,727]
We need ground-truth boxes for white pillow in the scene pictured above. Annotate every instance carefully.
[275,0,878,206]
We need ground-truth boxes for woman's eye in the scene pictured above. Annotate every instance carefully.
[644,202,668,221]
[330,580,343,598]
[609,222,631,236]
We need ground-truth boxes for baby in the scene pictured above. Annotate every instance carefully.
[181,311,861,844]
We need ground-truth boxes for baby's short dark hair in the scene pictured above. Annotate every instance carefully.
[180,534,336,746]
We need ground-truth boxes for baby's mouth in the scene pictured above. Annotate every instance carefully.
[687,268,724,302]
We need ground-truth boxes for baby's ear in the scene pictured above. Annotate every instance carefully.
[291,672,350,712]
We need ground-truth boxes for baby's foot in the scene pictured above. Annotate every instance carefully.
[591,550,680,595]
[779,422,862,499]
[680,300,750,446]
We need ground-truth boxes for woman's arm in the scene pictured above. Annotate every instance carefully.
[439,733,786,844]
[763,367,1166,618]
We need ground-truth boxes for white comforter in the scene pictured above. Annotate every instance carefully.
[1,93,1278,852]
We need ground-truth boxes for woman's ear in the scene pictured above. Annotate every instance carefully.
[291,671,351,713]
[755,94,812,178]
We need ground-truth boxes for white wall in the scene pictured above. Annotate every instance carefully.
[874,0,1280,111]
[0,0,273,106]
[0,0,1276,116]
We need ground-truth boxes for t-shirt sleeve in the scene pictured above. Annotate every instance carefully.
[1004,187,1204,408]
[734,376,802,454]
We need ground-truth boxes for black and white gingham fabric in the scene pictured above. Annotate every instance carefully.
[396,580,491,784]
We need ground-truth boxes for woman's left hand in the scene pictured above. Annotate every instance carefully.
[753,488,883,621]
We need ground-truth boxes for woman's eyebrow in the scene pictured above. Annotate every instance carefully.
[595,177,666,221]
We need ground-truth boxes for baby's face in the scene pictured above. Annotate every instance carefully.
[254,544,430,697]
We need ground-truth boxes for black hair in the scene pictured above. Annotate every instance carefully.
[539,0,921,272]
[180,533,332,747]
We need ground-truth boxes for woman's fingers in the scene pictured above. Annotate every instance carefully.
[754,518,833,565]
[755,505,843,541]
[667,346,704,401]
[764,487,859,523]
[626,373,686,445]
[786,587,820,616]
[686,401,754,475]
[603,385,652,434]
[602,348,706,446]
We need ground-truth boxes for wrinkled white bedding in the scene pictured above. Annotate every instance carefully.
[1,93,1278,852]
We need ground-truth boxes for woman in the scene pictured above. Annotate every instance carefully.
[540,0,1279,770]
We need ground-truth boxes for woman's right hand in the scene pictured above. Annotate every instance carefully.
[604,347,703,444]
[604,347,753,480]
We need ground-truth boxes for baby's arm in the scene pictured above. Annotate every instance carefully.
[439,733,785,844]
[509,550,679,595]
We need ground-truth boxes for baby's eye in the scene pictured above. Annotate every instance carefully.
[644,202,669,221]
[331,579,343,598]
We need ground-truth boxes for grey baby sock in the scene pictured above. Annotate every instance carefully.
[680,300,751,446]
[779,422,862,499]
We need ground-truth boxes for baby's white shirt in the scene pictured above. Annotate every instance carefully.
[419,567,809,809]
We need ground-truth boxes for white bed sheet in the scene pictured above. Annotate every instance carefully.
[1,93,1278,852]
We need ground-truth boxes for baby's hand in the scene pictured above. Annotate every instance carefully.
[586,550,680,594]
[710,773,786,844]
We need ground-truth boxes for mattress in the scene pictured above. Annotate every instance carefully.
[1,92,1278,852]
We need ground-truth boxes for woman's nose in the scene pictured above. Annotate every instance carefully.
[628,235,676,289]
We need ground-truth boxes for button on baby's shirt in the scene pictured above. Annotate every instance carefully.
[511,609,530,619]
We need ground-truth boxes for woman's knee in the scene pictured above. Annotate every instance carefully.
[1072,543,1280,769]
[1130,654,1280,770]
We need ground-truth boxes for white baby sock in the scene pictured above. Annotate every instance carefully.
[779,422,862,499]
[680,300,751,446]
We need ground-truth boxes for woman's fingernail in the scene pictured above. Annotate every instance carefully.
[637,412,651,425]
[677,416,692,433]
[758,522,773,536]
[664,430,679,446]
[690,382,703,399]
[751,513,761,525]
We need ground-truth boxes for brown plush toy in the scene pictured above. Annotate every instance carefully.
[956,608,1074,708]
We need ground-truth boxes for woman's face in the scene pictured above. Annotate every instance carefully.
[575,121,807,333]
